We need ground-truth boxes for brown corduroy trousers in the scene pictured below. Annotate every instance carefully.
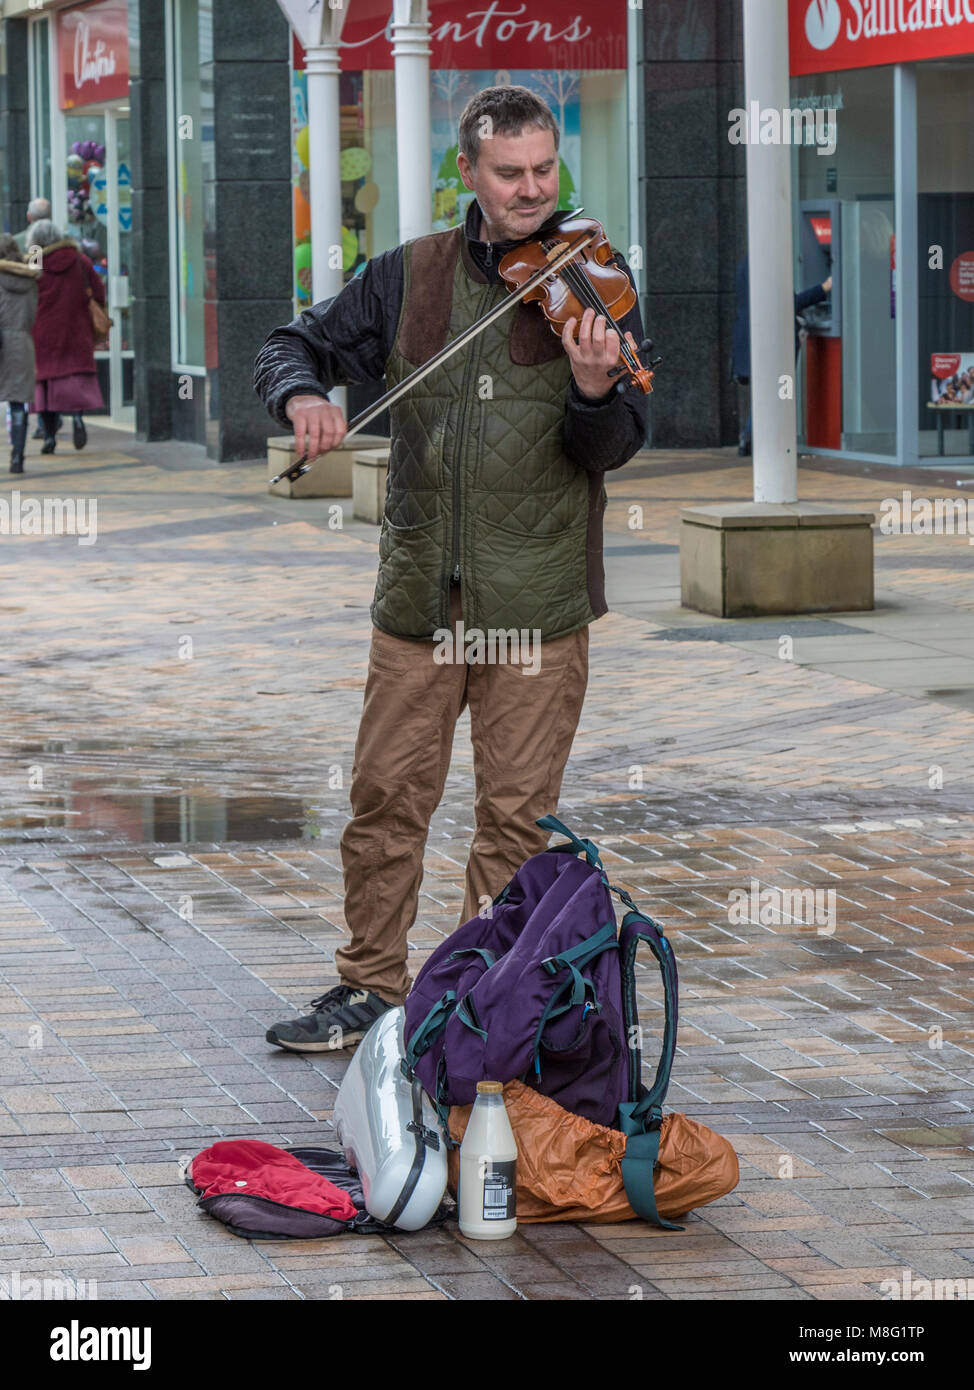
[335,582,589,1004]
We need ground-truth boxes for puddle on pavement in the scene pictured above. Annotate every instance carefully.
[0,792,330,843]
[14,739,140,755]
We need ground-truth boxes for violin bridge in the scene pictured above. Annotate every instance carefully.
[544,239,571,262]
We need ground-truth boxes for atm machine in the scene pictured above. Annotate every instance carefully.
[798,199,841,450]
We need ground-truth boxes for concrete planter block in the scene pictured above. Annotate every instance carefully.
[266,433,389,498]
[352,449,392,523]
[680,502,875,617]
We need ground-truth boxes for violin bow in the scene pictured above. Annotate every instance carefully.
[271,220,600,486]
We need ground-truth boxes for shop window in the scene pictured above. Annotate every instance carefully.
[167,0,212,370]
[290,12,628,312]
[918,59,974,459]
[29,17,53,206]
[792,67,895,458]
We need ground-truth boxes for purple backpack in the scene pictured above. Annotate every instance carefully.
[403,816,680,1228]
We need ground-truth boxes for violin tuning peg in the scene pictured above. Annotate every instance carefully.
[650,356,663,369]
[639,338,654,355]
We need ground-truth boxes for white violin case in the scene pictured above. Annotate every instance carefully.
[333,1006,448,1231]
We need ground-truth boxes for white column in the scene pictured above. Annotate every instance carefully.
[392,0,432,243]
[894,65,919,469]
[304,43,344,308]
[743,0,798,504]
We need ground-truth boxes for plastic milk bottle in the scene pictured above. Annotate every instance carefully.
[458,1081,518,1238]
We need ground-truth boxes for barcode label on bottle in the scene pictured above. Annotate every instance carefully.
[482,1161,516,1222]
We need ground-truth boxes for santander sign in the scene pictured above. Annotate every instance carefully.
[790,0,974,74]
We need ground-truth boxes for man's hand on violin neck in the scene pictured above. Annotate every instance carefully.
[285,393,347,460]
[563,308,637,403]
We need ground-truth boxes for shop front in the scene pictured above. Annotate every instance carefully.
[789,0,974,466]
[21,0,134,428]
[288,0,634,309]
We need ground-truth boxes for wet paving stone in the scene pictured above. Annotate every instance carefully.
[3,435,974,1299]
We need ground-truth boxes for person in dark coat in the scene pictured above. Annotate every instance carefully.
[0,234,43,473]
[732,256,832,455]
[26,219,107,454]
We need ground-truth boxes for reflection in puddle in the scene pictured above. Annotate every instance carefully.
[1,791,325,843]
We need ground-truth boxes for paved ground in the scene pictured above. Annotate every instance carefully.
[2,421,974,1301]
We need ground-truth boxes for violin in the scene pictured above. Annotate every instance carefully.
[498,213,659,396]
[272,209,660,485]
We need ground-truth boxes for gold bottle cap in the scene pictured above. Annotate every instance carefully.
[476,1080,504,1094]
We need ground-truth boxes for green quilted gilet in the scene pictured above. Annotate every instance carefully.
[371,228,596,642]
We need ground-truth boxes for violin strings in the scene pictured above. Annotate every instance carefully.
[544,239,640,374]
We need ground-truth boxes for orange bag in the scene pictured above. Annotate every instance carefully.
[448,1079,738,1224]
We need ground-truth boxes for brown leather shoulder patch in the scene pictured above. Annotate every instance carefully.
[397,228,463,367]
[510,299,567,366]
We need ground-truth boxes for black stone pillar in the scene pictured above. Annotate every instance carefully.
[204,0,292,461]
[639,0,747,448]
[129,0,174,441]
[1,19,30,240]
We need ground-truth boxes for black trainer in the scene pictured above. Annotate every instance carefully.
[265,984,395,1053]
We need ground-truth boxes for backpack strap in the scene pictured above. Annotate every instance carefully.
[448,947,497,970]
[403,990,456,1071]
[541,919,618,1008]
[536,814,603,870]
[617,907,683,1230]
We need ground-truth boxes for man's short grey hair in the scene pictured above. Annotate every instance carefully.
[26,219,63,249]
[27,197,51,222]
[458,86,560,167]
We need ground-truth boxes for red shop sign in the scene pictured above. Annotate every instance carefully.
[950,251,974,303]
[809,214,833,245]
[294,0,627,72]
[790,0,974,75]
[932,353,963,378]
[59,0,130,109]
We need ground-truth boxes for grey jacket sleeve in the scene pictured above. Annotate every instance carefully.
[252,248,403,428]
[561,253,650,473]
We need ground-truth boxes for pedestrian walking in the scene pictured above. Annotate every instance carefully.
[255,85,649,1051]
[14,200,63,443]
[13,196,51,256]
[26,219,107,455]
[0,235,42,474]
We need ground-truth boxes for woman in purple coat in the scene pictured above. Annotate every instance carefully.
[26,219,107,454]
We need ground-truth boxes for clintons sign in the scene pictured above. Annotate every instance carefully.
[790,0,974,74]
[59,0,130,108]
[294,0,626,72]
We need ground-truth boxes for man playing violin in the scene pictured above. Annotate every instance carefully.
[254,85,648,1052]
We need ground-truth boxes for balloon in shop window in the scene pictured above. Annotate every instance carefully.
[89,167,109,226]
[294,239,312,303]
[296,124,310,170]
[340,146,371,182]
[342,225,359,271]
